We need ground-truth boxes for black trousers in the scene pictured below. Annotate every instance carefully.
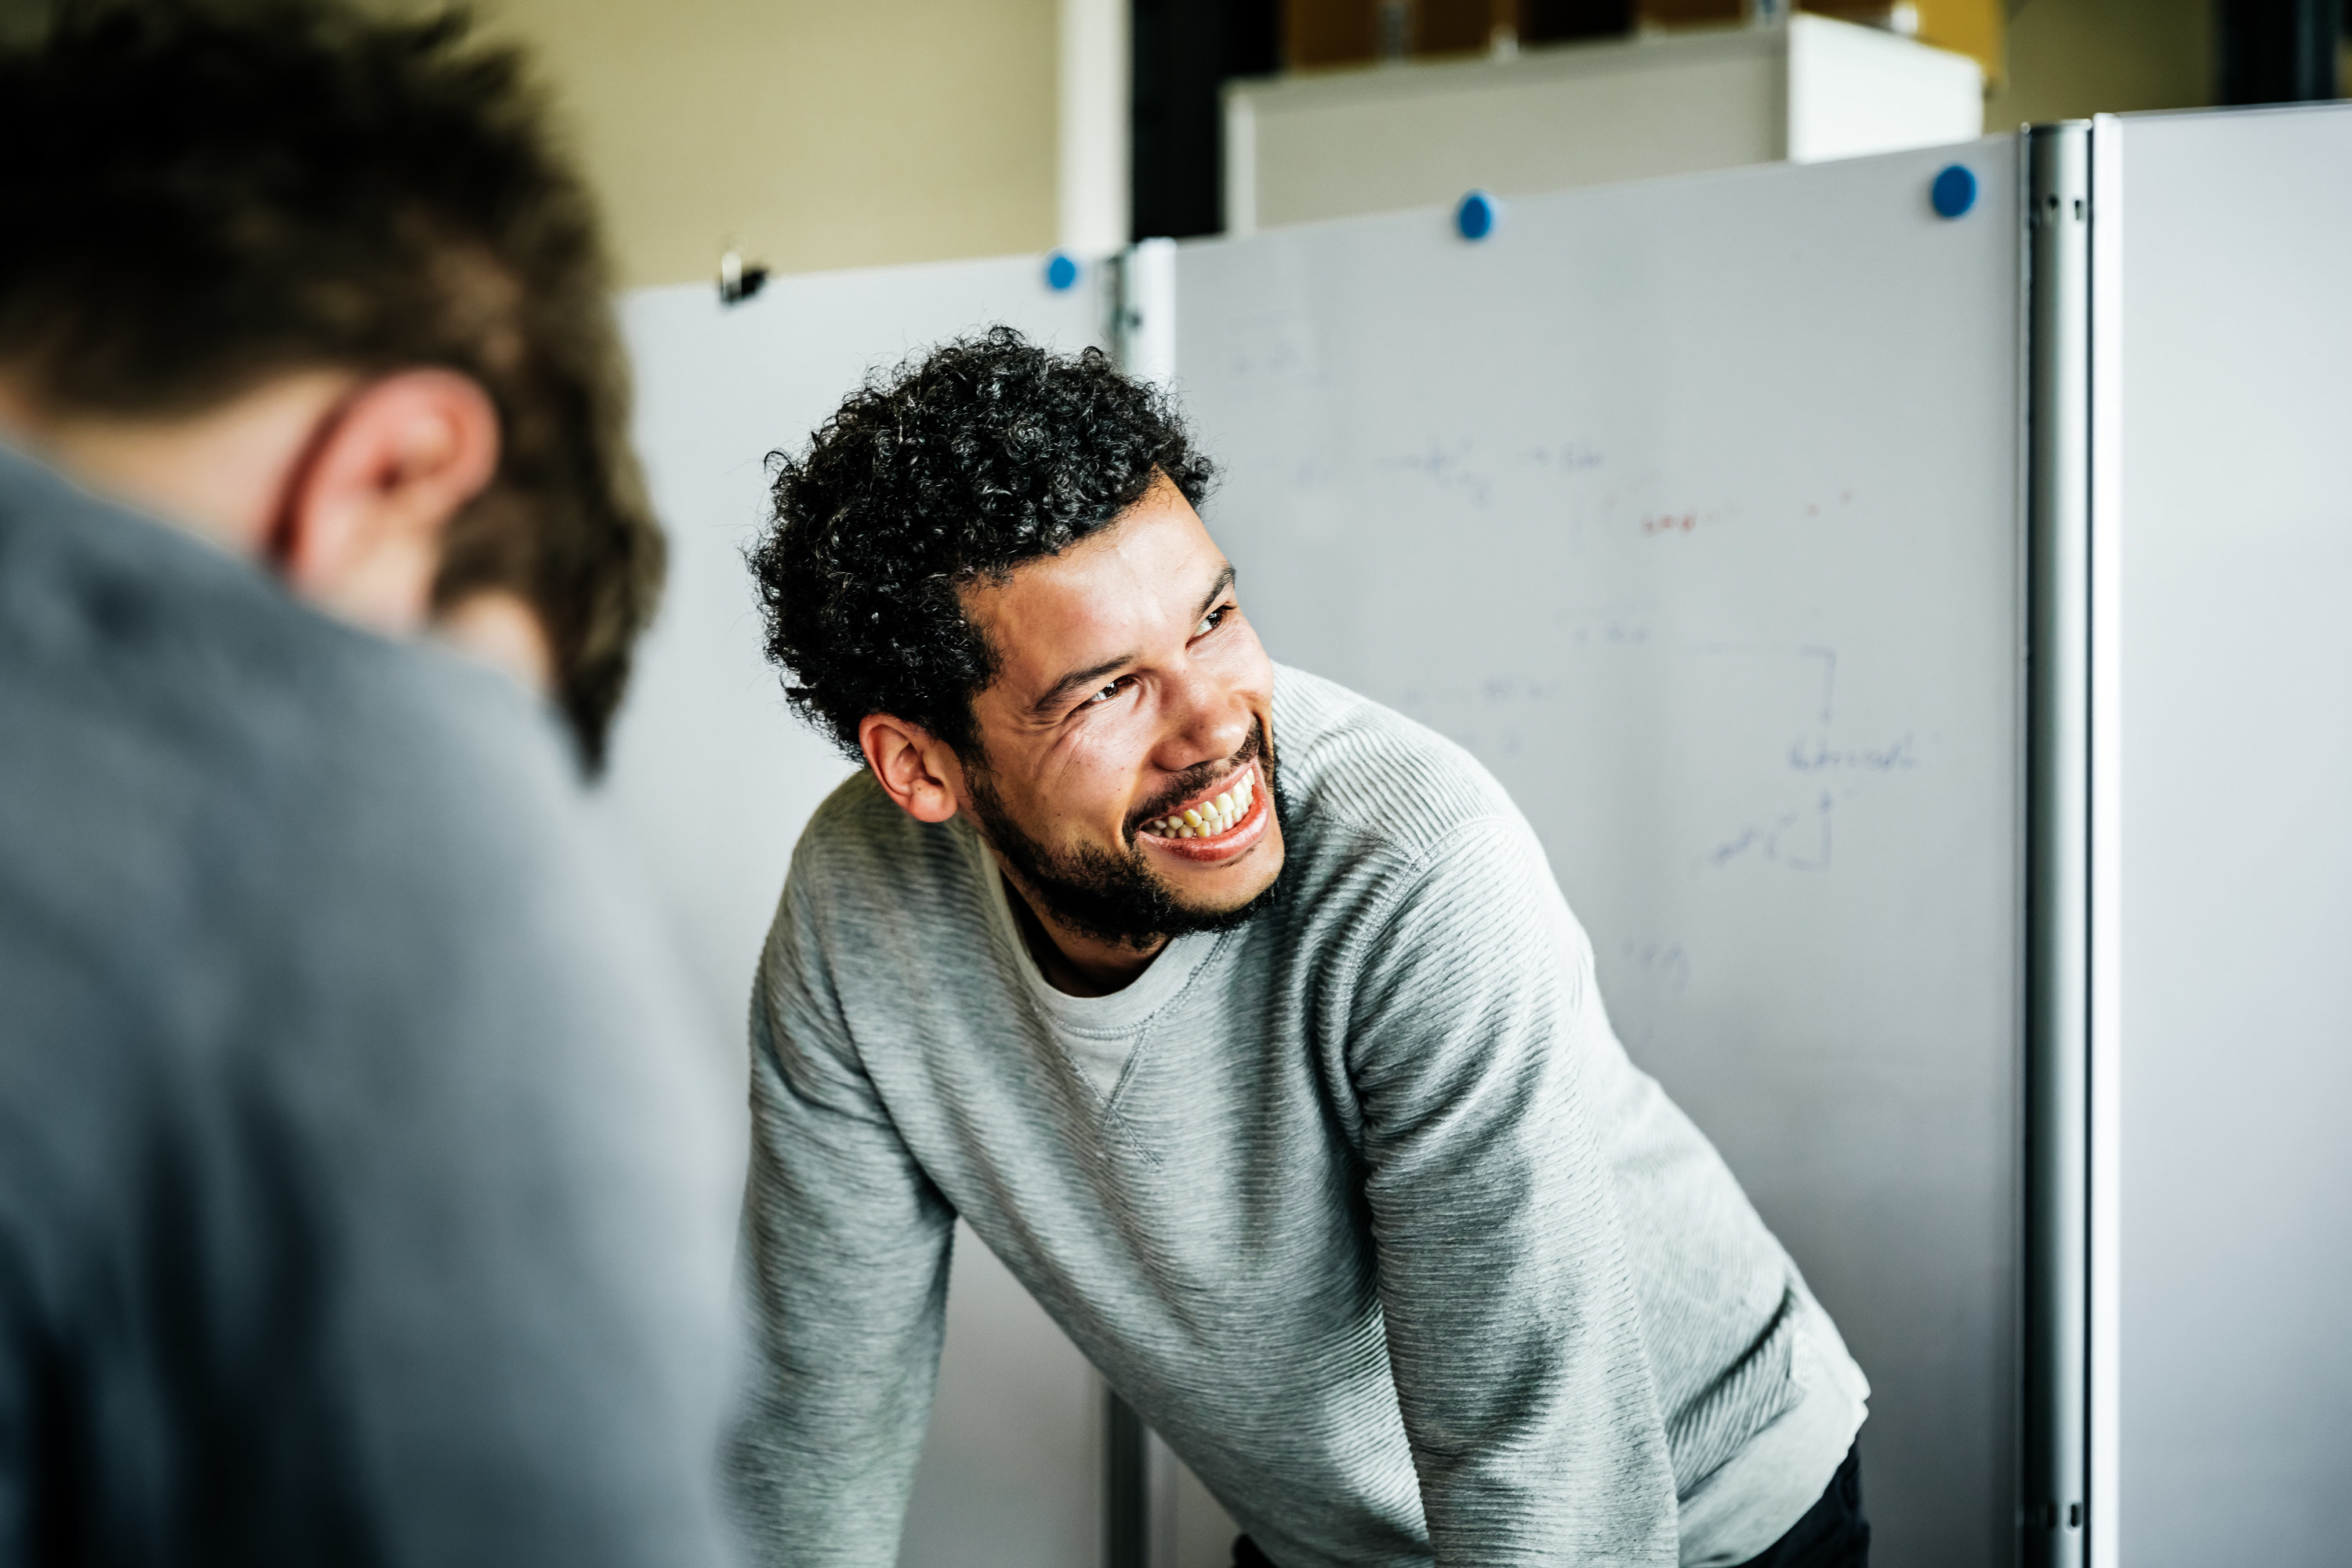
[1726,1444,1870,1568]
[1229,1443,1869,1568]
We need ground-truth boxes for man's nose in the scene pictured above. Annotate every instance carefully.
[1155,665,1250,773]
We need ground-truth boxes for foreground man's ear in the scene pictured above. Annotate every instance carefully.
[859,713,963,825]
[275,368,500,635]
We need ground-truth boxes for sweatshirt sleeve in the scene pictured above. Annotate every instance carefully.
[728,868,956,1568]
[1345,815,1679,1567]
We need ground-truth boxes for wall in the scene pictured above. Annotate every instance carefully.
[0,0,2272,289]
[476,0,1062,289]
[476,0,2224,292]
[1987,0,2215,125]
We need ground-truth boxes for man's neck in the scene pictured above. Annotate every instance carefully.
[0,370,350,555]
[999,873,1166,998]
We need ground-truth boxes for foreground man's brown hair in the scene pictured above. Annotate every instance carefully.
[0,0,661,767]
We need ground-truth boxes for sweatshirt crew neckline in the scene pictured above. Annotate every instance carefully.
[967,817,1228,1038]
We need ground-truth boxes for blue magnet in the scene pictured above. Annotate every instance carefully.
[1044,250,1080,291]
[1455,190,1498,241]
[1930,164,1977,220]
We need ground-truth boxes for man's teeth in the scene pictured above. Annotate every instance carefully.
[1148,771,1254,839]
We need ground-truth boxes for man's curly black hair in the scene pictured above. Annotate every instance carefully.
[750,328,1216,761]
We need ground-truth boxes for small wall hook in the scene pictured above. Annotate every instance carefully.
[718,247,770,305]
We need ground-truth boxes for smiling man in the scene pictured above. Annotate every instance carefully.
[733,330,1871,1568]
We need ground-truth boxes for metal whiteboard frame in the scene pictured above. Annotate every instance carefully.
[2024,116,2122,1568]
[2084,113,2125,1568]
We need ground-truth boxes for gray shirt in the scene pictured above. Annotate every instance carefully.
[0,445,739,1566]
[735,666,1864,1568]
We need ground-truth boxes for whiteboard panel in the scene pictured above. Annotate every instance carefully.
[607,254,1107,1568]
[1175,143,2021,1566]
[2109,103,2352,1567]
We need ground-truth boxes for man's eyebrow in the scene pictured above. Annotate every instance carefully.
[1030,564,1240,719]
[1033,652,1135,718]
[1196,563,1237,621]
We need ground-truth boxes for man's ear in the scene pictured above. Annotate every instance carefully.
[276,368,500,634]
[858,713,964,825]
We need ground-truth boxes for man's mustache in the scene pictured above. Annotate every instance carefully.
[1126,721,1267,840]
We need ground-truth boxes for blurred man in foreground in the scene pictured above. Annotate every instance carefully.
[0,4,738,1563]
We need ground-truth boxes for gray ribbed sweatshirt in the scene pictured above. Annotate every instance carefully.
[732,666,1865,1568]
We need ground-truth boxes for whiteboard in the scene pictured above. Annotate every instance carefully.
[606,253,1109,1568]
[1174,143,2022,1566]
[2106,103,2352,1567]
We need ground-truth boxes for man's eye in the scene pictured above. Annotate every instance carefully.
[1195,604,1230,637]
[1082,679,1126,708]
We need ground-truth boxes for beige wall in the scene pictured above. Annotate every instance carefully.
[1987,0,2215,125]
[477,0,2241,291]
[480,0,1061,289]
[0,0,2283,291]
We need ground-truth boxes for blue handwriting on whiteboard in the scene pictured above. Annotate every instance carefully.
[1704,792,1833,873]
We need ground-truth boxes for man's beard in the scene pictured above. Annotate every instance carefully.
[965,717,1286,950]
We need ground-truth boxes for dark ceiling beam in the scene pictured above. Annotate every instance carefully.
[2217,0,2343,105]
